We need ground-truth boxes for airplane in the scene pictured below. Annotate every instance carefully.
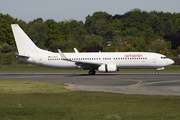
[11,24,174,75]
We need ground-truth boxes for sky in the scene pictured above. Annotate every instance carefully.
[0,0,180,23]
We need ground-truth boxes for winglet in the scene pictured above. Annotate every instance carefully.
[58,49,68,60]
[74,48,79,53]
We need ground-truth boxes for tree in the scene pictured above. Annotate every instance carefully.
[174,18,180,33]
[27,18,47,49]
[1,43,12,53]
[45,19,66,49]
[66,40,78,52]
[91,11,109,21]
[170,49,177,57]
[146,14,163,36]
[164,33,180,49]
[160,48,169,57]
[121,9,149,32]
[59,19,83,41]
[48,43,69,52]
[111,19,122,33]
[85,45,103,52]
[84,15,92,33]
[163,20,173,34]
[143,27,154,44]
[2,54,14,64]
[86,34,102,44]
[90,19,108,37]
[136,38,148,52]
[124,44,131,52]
[105,45,118,52]
[150,41,171,53]
[84,11,109,33]
[123,27,140,37]
[0,13,18,45]
[176,46,180,54]
[89,19,114,44]
[73,26,87,51]
[0,44,2,51]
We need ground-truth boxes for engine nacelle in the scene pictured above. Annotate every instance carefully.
[98,64,118,72]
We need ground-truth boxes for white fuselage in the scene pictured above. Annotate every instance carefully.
[18,52,174,70]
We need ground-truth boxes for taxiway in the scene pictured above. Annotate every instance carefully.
[0,73,180,96]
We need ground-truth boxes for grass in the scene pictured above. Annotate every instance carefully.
[119,65,180,73]
[0,64,180,73]
[0,64,88,73]
[0,80,180,120]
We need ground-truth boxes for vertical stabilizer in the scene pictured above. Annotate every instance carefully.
[11,24,44,55]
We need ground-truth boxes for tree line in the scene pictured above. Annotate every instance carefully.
[1,8,180,64]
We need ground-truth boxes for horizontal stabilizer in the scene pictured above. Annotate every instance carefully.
[14,53,29,58]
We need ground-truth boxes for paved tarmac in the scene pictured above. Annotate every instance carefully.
[1,73,180,96]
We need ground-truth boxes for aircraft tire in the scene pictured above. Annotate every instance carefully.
[155,71,159,75]
[89,70,96,75]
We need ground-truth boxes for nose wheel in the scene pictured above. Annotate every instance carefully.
[155,70,159,75]
[88,70,96,75]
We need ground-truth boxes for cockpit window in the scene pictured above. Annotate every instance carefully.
[161,57,167,59]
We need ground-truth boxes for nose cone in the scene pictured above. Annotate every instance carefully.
[169,59,174,65]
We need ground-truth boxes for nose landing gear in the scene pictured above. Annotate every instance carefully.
[155,70,159,75]
[155,67,164,75]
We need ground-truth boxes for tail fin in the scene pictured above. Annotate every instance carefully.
[11,24,47,55]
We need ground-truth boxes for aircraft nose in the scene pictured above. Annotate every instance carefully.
[169,59,174,65]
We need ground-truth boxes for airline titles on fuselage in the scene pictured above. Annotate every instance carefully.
[124,54,143,58]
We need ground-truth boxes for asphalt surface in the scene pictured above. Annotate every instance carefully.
[1,73,180,96]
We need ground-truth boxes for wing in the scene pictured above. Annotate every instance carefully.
[58,49,102,70]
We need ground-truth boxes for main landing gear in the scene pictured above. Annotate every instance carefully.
[88,70,96,75]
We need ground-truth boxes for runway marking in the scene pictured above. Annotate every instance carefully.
[172,89,178,91]
[128,80,142,90]
[162,89,168,91]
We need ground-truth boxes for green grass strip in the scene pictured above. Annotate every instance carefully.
[0,80,180,119]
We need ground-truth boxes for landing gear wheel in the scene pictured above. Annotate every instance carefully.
[88,71,92,75]
[155,71,159,75]
[88,70,96,75]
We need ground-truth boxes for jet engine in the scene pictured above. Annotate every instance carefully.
[98,64,118,72]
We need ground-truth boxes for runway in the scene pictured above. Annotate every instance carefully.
[1,73,180,96]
